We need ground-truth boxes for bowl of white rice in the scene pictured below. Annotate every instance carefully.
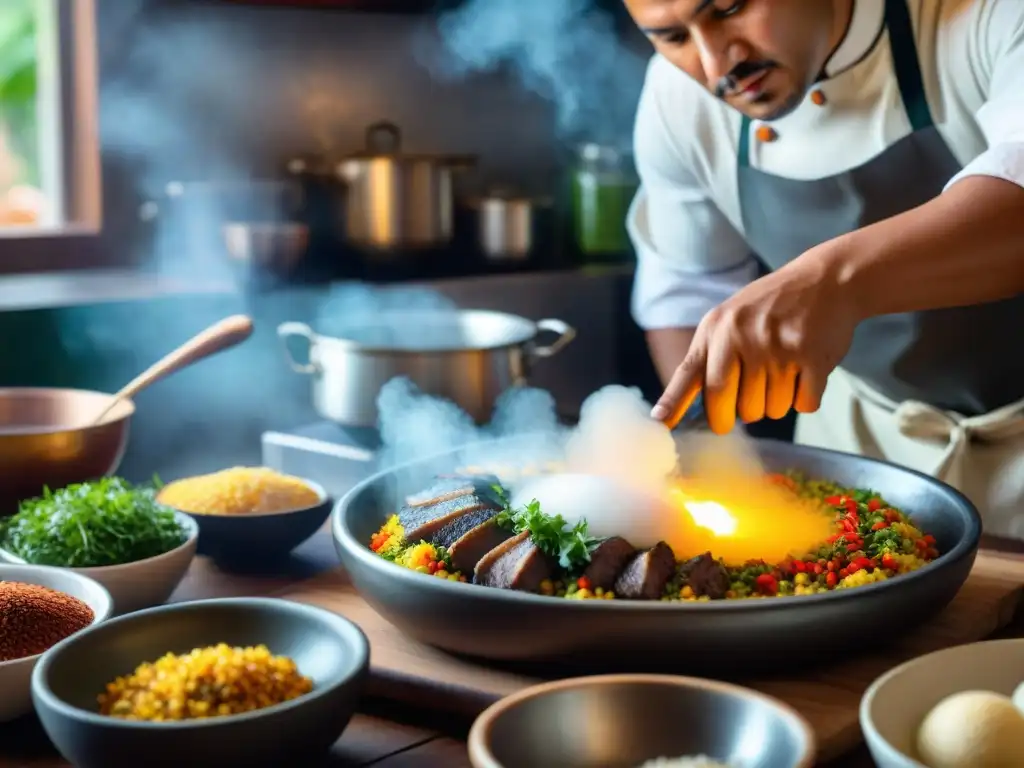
[467,674,815,768]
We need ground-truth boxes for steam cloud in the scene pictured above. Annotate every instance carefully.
[420,0,647,148]
[376,378,678,487]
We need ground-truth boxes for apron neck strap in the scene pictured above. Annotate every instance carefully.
[738,0,934,168]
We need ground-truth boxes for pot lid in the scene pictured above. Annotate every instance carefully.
[316,309,542,353]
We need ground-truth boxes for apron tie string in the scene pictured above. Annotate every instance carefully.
[893,399,1024,479]
[846,371,1024,482]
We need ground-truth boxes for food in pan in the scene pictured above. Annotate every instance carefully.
[98,643,313,721]
[0,478,188,568]
[156,467,321,516]
[368,471,941,601]
[0,581,94,661]
[915,690,1024,768]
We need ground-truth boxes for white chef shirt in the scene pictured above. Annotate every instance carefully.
[630,0,1024,330]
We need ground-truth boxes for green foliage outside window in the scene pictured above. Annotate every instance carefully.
[0,0,39,189]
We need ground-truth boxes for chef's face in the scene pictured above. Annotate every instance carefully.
[623,0,843,121]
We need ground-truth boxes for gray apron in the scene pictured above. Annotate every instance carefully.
[737,0,1024,417]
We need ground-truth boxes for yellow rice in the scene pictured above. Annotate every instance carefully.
[156,467,320,516]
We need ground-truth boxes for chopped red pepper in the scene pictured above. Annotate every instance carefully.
[577,576,592,591]
[755,573,778,596]
[825,495,843,507]
[867,498,882,512]
[871,521,888,531]
[881,554,900,571]
[826,571,838,587]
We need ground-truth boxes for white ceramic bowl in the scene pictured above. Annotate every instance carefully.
[1,512,198,615]
[860,638,1024,767]
[0,564,113,721]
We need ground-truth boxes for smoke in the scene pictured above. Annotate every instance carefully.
[376,379,678,489]
[419,0,647,149]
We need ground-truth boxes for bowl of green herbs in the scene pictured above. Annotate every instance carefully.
[0,477,198,615]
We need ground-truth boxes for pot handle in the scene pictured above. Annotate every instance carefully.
[528,318,577,360]
[367,121,402,154]
[277,322,319,375]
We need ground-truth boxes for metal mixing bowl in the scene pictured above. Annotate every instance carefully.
[331,437,982,674]
[0,388,134,515]
[468,675,816,768]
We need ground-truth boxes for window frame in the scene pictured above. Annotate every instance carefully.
[0,0,116,275]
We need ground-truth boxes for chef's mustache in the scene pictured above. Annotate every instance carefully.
[714,61,776,98]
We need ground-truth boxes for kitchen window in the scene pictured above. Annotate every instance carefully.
[0,0,99,238]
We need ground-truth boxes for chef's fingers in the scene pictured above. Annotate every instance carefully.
[737,361,767,424]
[765,360,799,419]
[704,335,740,435]
[652,344,706,428]
[794,366,828,414]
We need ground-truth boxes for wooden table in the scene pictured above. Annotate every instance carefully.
[4,531,1023,768]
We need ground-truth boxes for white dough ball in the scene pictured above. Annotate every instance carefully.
[916,690,1024,768]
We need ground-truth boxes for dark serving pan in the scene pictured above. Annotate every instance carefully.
[331,438,982,674]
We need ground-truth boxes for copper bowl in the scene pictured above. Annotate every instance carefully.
[0,388,134,515]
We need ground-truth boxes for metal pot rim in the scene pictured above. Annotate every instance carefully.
[305,309,559,355]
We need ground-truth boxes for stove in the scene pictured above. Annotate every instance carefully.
[262,422,382,500]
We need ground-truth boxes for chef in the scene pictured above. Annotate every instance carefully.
[625,0,1024,537]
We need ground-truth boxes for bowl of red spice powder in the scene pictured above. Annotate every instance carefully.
[0,564,113,722]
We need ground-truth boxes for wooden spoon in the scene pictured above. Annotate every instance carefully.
[90,314,255,426]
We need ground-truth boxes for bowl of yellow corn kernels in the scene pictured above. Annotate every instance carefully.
[155,467,332,565]
[31,596,369,768]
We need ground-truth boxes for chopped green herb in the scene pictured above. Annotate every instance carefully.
[0,477,187,568]
[493,485,598,571]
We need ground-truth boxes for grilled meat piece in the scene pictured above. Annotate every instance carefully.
[432,505,515,574]
[678,552,730,599]
[474,531,554,592]
[404,475,502,507]
[580,536,637,591]
[397,487,503,543]
[446,518,516,574]
[614,542,676,600]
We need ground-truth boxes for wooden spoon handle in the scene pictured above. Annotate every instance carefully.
[94,315,254,424]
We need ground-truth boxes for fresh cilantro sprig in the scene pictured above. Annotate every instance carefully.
[492,485,598,571]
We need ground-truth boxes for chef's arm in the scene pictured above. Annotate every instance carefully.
[823,176,1024,319]
[818,0,1024,320]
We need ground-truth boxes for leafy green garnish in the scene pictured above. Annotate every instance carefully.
[492,485,598,571]
[0,477,187,568]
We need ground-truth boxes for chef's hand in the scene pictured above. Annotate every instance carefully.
[650,253,862,434]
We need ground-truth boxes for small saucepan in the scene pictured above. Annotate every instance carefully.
[468,190,553,262]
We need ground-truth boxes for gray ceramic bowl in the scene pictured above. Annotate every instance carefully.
[170,478,332,564]
[468,674,816,768]
[31,597,369,768]
[332,437,982,673]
